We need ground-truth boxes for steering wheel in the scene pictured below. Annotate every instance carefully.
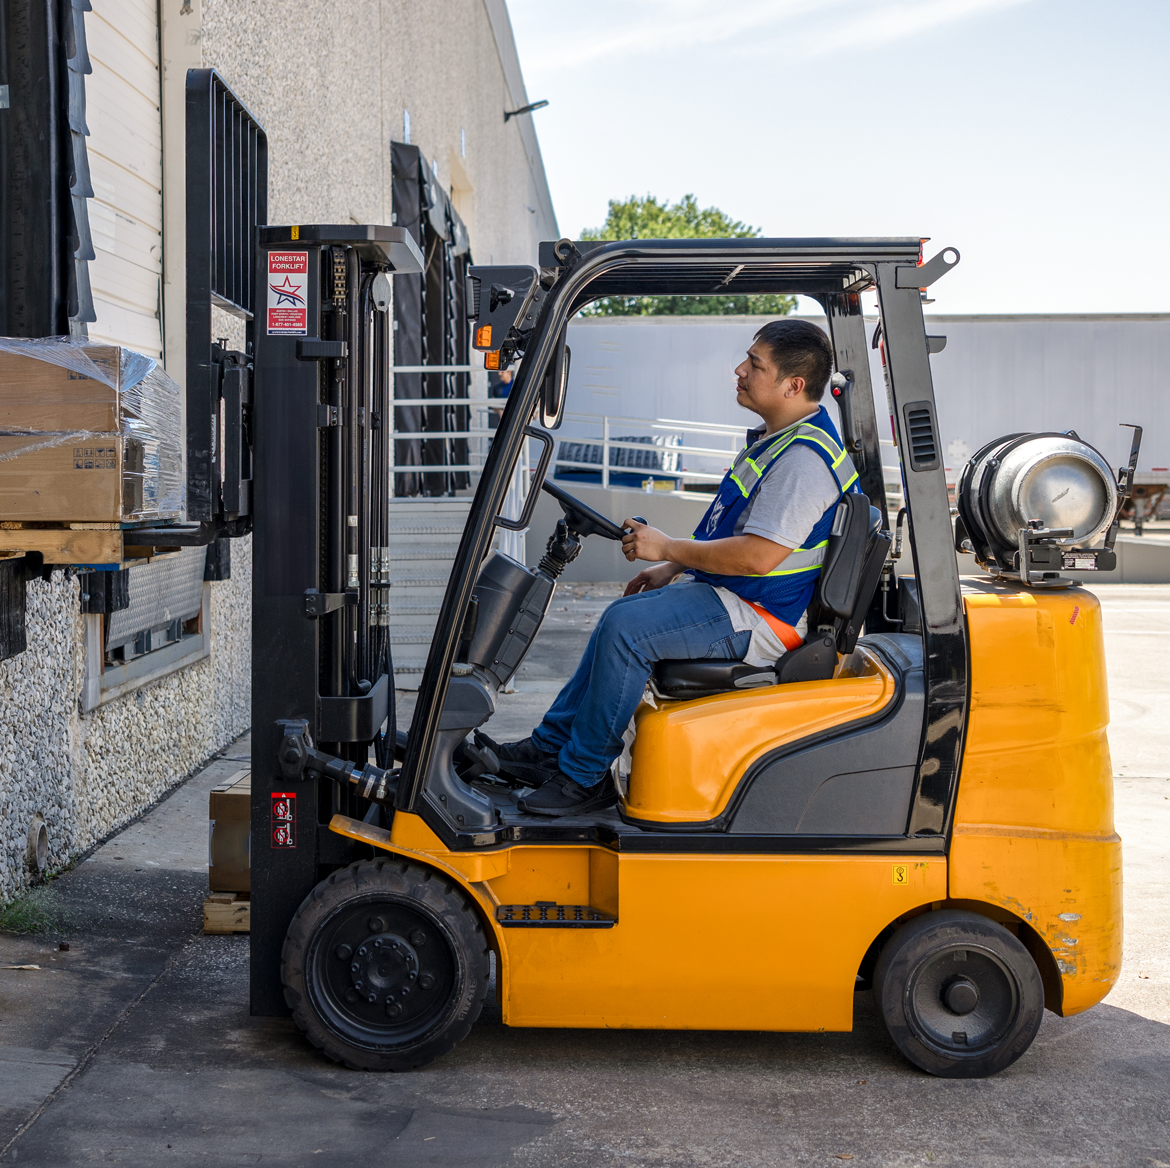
[540,480,644,542]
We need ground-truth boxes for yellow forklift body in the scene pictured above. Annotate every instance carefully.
[624,645,898,824]
[949,585,1121,1015]
[330,581,1119,1031]
[332,812,945,1031]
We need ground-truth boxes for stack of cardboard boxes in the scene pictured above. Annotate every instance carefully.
[0,339,184,564]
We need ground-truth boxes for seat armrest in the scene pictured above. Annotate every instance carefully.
[774,636,837,683]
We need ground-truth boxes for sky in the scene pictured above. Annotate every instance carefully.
[506,0,1170,315]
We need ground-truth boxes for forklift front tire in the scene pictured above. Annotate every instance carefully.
[872,909,1044,1078]
[282,858,490,1071]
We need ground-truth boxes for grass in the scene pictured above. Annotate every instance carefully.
[0,887,60,935]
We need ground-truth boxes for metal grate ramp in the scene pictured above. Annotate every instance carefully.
[386,498,471,688]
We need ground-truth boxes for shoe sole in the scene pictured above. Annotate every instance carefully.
[517,789,618,818]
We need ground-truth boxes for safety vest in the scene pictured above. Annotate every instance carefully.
[689,404,858,626]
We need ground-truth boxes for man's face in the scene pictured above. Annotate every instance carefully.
[734,341,806,416]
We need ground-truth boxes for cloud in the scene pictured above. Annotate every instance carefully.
[510,0,1043,71]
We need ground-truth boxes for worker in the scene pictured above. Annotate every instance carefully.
[488,319,858,816]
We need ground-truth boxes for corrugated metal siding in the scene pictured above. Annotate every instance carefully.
[84,0,163,359]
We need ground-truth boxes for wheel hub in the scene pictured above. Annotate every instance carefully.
[943,977,980,1015]
[310,902,453,1043]
[344,931,431,1013]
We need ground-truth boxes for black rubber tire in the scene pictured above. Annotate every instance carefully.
[281,858,490,1071]
[872,909,1044,1078]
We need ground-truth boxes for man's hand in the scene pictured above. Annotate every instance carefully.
[623,561,682,597]
[621,518,673,564]
[621,516,792,579]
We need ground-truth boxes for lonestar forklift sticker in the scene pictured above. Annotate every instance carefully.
[267,251,308,335]
[271,792,296,848]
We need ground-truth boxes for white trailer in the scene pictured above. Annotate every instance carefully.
[561,313,1170,482]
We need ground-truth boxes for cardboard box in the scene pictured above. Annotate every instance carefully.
[209,771,251,894]
[0,345,124,433]
[0,436,126,521]
[0,340,183,522]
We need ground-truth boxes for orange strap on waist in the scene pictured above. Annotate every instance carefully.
[743,600,804,653]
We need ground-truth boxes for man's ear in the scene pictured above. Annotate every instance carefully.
[785,376,807,398]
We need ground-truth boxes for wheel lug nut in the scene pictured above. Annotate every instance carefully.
[408,971,416,981]
[336,944,352,961]
[345,989,359,1003]
[386,1003,402,1018]
[350,963,360,974]
[401,986,411,996]
[367,992,377,1003]
[418,974,434,990]
[368,917,385,933]
[358,946,368,957]
[373,939,382,949]
[410,930,425,946]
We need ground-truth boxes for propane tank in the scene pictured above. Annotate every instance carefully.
[957,432,1119,571]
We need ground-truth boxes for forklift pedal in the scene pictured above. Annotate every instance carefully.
[496,904,616,929]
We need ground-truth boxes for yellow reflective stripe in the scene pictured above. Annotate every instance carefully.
[729,472,750,497]
[839,469,859,491]
[743,543,828,578]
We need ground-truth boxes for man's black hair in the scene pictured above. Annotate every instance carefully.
[753,318,834,402]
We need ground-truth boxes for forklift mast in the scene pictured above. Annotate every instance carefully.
[250,225,423,1014]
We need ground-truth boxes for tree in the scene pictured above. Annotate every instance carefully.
[578,194,796,317]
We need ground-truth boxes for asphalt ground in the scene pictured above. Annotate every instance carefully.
[0,582,1167,1168]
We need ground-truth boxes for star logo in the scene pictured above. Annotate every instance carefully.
[707,496,725,534]
[269,276,305,306]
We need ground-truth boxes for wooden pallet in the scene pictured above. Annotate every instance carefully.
[0,523,188,566]
[203,892,250,934]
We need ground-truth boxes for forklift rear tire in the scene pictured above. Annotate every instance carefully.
[872,909,1044,1078]
[282,858,490,1071]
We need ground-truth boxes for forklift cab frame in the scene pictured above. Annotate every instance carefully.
[255,234,1120,1080]
[401,236,965,844]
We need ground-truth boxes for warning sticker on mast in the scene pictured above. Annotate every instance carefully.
[267,251,308,335]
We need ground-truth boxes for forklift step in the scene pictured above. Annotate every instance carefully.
[496,904,617,929]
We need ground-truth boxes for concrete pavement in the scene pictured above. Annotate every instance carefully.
[0,583,1167,1167]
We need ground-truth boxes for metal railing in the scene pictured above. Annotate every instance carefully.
[386,375,907,517]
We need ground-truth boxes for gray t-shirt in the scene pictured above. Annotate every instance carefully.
[688,424,840,667]
[733,432,840,550]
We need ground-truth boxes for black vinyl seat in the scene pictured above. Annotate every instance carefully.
[653,493,892,700]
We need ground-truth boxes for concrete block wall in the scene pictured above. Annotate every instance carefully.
[0,545,251,904]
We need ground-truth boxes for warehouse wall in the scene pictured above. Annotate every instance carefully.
[1,0,555,905]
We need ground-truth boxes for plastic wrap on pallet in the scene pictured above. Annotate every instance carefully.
[0,336,185,520]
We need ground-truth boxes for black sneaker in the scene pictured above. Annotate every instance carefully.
[475,732,559,785]
[517,773,617,817]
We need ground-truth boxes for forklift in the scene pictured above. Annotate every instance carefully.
[250,231,1131,1079]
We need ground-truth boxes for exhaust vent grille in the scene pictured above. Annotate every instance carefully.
[903,401,940,471]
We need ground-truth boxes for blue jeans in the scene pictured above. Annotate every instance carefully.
[530,581,751,786]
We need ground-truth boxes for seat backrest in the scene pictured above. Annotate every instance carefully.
[808,493,892,654]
